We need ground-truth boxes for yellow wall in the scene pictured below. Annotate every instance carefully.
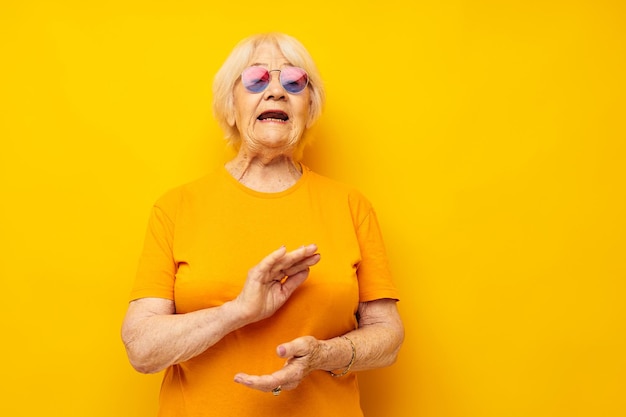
[1,1,624,416]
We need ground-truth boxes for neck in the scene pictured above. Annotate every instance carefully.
[225,149,302,192]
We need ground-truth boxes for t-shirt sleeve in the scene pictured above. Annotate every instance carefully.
[350,191,400,302]
[129,197,178,301]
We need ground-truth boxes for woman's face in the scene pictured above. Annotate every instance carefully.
[231,42,311,154]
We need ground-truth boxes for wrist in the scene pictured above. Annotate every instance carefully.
[221,298,254,329]
[328,336,356,377]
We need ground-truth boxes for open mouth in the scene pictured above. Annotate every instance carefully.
[257,110,289,122]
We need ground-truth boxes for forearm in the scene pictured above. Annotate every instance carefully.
[320,324,403,374]
[123,245,321,375]
[231,299,403,393]
[122,299,248,374]
[317,300,404,374]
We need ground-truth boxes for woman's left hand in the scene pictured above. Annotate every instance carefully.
[233,335,323,392]
[233,299,404,393]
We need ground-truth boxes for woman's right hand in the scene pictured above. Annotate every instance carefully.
[233,244,321,323]
[122,244,320,373]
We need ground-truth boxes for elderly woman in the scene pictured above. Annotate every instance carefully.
[121,32,404,417]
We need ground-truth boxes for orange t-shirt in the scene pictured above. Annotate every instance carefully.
[130,165,399,417]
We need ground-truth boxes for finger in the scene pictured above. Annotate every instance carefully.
[233,372,283,392]
[276,336,317,359]
[269,244,318,277]
[282,252,321,277]
[254,246,288,275]
[234,364,303,392]
[279,268,309,294]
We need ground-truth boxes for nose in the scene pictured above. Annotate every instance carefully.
[264,70,286,100]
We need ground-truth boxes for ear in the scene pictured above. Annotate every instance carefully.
[305,99,314,128]
[226,98,237,126]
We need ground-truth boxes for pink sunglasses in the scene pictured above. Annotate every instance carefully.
[241,66,309,94]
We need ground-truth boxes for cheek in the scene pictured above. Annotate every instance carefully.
[294,95,311,121]
[234,100,256,125]
[232,86,258,121]
[298,104,311,125]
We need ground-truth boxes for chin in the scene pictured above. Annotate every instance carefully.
[255,131,300,148]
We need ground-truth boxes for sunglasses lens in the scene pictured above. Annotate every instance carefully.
[280,67,308,94]
[241,66,309,94]
[242,67,270,93]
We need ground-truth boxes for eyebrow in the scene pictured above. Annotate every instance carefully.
[248,62,293,68]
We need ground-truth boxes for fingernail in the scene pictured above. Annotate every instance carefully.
[277,345,286,356]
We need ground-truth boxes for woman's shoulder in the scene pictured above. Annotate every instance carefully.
[152,168,223,209]
[305,166,352,191]
[304,166,373,208]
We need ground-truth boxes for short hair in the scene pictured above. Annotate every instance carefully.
[212,33,325,150]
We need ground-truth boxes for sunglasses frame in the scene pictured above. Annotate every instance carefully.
[241,66,309,95]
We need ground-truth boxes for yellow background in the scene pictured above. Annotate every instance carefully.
[1,1,624,416]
